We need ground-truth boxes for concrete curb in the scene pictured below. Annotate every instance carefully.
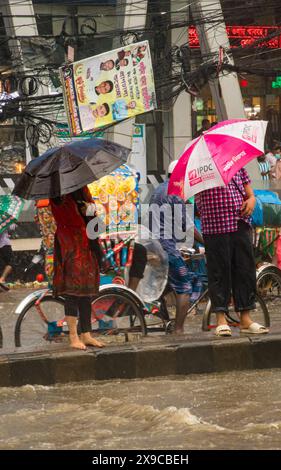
[1,334,281,387]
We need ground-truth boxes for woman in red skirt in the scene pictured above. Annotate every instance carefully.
[50,187,104,350]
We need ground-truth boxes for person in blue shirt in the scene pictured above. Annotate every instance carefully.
[149,161,204,334]
[112,100,136,121]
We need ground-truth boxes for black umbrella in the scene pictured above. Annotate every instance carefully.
[12,138,131,200]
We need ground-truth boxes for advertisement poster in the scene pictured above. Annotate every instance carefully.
[129,123,147,184]
[60,41,157,136]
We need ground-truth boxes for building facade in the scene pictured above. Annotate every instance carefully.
[1,0,280,194]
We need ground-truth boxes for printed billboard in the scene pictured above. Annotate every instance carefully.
[60,41,157,136]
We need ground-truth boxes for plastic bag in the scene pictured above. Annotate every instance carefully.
[252,190,281,227]
[135,225,168,302]
[254,190,281,205]
[251,195,263,227]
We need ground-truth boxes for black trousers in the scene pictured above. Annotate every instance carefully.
[64,296,92,333]
[204,221,256,313]
[129,243,147,279]
[0,245,13,265]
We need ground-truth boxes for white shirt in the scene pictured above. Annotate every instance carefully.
[78,105,95,132]
[0,225,16,248]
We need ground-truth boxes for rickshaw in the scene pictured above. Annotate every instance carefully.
[13,166,270,347]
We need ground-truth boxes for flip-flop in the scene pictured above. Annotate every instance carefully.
[240,322,269,334]
[215,325,232,337]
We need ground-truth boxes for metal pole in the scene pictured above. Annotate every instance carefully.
[190,0,260,180]
[111,0,148,150]
[1,0,40,163]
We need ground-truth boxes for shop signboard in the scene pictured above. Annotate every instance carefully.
[189,25,281,49]
[272,76,281,89]
[60,41,157,136]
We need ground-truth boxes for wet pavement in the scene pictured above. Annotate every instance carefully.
[1,287,281,353]
[0,287,281,387]
[1,289,281,450]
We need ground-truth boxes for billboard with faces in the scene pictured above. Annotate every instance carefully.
[60,40,157,136]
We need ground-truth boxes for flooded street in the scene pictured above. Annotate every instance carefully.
[0,369,281,450]
[1,289,281,450]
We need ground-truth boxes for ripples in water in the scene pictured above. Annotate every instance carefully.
[0,369,281,449]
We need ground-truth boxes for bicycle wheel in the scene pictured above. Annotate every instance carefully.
[202,293,270,331]
[257,266,281,327]
[90,288,147,342]
[15,295,66,348]
[139,288,176,335]
[153,286,210,334]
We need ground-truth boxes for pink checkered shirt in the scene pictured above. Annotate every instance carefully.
[195,168,252,235]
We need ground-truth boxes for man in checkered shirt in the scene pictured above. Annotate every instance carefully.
[195,167,269,336]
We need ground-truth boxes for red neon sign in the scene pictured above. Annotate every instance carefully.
[189,25,281,49]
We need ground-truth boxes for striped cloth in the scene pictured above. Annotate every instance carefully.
[258,160,270,180]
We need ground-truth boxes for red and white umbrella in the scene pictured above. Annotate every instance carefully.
[168,119,268,199]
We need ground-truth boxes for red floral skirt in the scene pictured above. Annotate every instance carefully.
[53,226,99,297]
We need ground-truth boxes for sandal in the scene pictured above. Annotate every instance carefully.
[215,325,232,337]
[240,322,269,334]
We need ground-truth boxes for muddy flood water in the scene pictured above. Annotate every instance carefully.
[0,369,281,450]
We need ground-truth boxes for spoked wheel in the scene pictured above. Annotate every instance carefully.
[257,266,281,326]
[144,290,176,335]
[90,288,147,342]
[15,295,66,348]
[202,294,270,331]
[140,295,173,335]
[165,319,176,334]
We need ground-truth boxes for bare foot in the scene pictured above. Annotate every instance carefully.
[172,328,185,336]
[81,333,105,348]
[69,334,87,350]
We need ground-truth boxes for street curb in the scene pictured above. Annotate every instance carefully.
[1,334,281,387]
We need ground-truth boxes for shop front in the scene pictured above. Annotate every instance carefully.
[190,24,281,146]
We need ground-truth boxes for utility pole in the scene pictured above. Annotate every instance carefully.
[169,0,192,165]
[1,0,38,65]
[190,0,260,180]
[111,0,148,150]
[2,0,40,163]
